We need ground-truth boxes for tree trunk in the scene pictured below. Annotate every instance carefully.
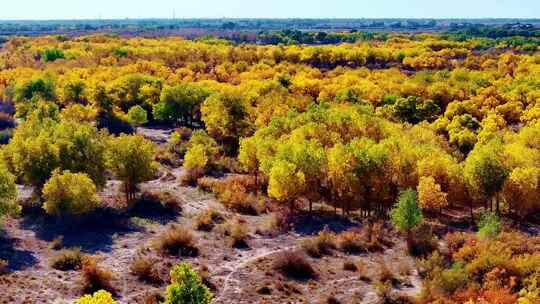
[406,229,414,254]
[469,201,474,226]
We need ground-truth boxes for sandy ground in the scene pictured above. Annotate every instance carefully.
[0,128,423,304]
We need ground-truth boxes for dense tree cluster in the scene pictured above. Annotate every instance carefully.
[0,33,537,220]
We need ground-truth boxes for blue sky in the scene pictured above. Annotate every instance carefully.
[0,0,539,20]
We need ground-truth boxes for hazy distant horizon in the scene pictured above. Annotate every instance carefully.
[1,0,539,20]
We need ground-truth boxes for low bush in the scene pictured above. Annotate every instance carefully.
[337,231,365,254]
[210,175,263,215]
[197,264,216,291]
[130,257,162,285]
[326,296,341,304]
[410,223,438,257]
[50,247,85,271]
[196,177,217,192]
[153,225,199,257]
[195,208,223,231]
[219,218,250,248]
[433,262,469,293]
[273,250,316,280]
[81,257,115,294]
[0,259,9,275]
[42,170,100,216]
[163,262,213,304]
[302,228,336,257]
[343,260,358,272]
[75,290,117,304]
[180,168,205,187]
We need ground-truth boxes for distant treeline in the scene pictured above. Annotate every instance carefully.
[0,18,538,37]
[256,30,388,45]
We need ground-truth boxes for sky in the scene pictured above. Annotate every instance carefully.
[0,0,539,20]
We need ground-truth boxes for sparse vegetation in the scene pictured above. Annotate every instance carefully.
[163,262,213,304]
[42,170,100,216]
[130,257,162,285]
[75,290,117,304]
[153,225,199,257]
[81,257,115,294]
[301,228,336,257]
[49,247,85,271]
[195,208,223,231]
[273,250,317,280]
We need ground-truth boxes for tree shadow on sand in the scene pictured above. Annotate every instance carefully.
[0,233,38,271]
[19,200,180,254]
[290,211,358,236]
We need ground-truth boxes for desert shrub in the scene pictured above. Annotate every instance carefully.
[463,242,512,279]
[433,262,469,293]
[81,257,115,294]
[42,170,100,216]
[273,250,316,280]
[75,290,117,304]
[0,259,9,275]
[256,285,272,295]
[445,231,476,254]
[418,251,446,279]
[211,176,263,214]
[195,208,223,231]
[197,264,216,291]
[196,177,217,192]
[337,230,365,254]
[326,296,341,304]
[158,191,183,213]
[49,235,64,250]
[379,261,399,287]
[363,221,392,252]
[153,225,198,257]
[267,208,292,233]
[477,211,502,240]
[343,260,358,272]
[410,223,438,257]
[219,218,250,248]
[50,247,85,271]
[302,227,336,257]
[163,262,213,304]
[374,281,393,302]
[130,257,162,285]
[143,292,165,304]
[216,156,242,173]
[180,168,205,186]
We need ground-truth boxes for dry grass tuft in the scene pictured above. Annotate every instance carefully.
[50,247,85,271]
[81,256,115,294]
[302,228,336,258]
[219,218,250,248]
[343,260,358,272]
[337,231,366,254]
[153,225,199,257]
[195,207,223,231]
[130,257,162,285]
[273,250,316,280]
